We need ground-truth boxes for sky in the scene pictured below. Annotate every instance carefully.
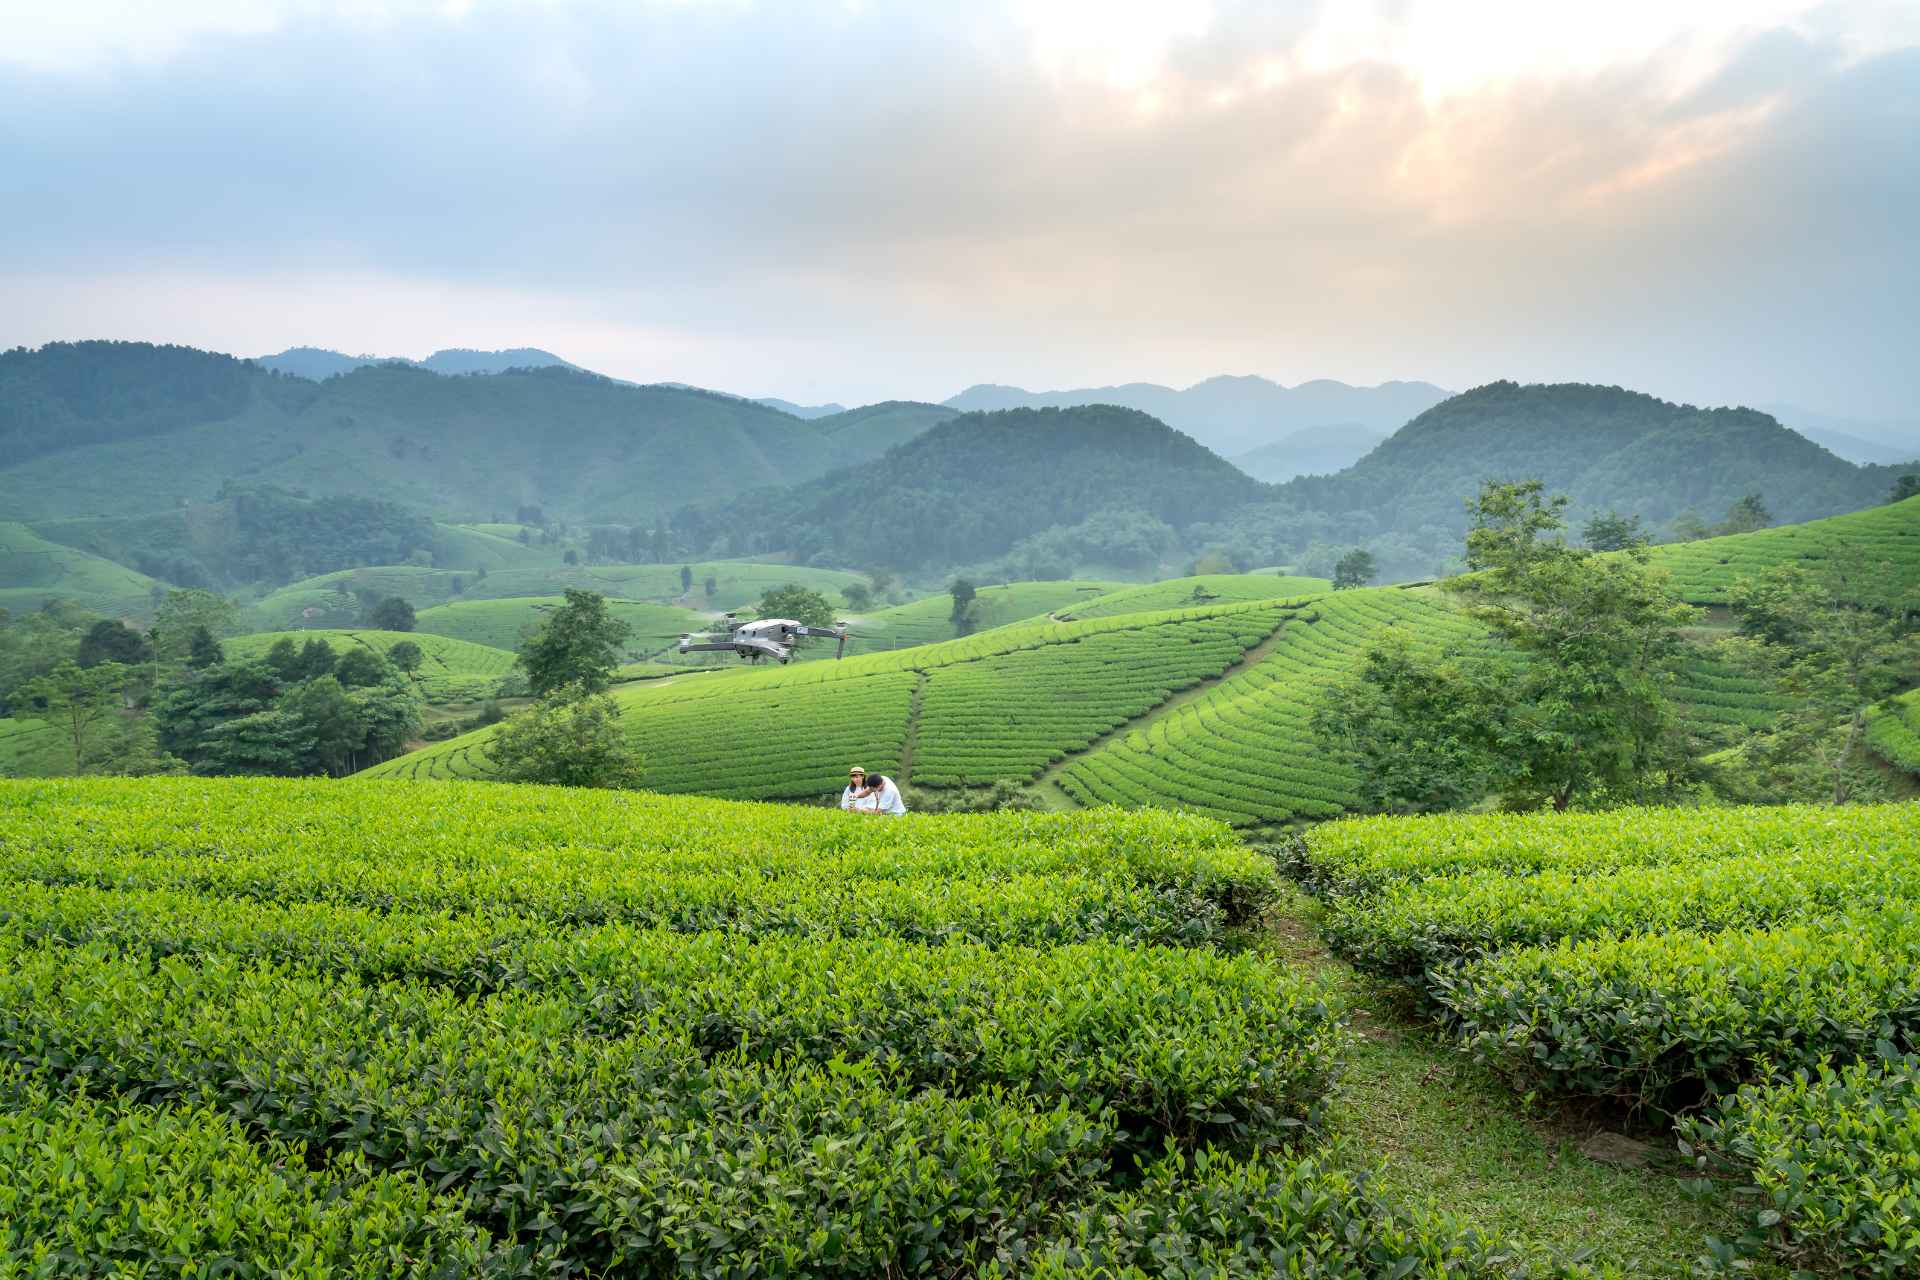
[1,0,1916,417]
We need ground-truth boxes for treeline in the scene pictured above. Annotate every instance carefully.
[0,341,313,468]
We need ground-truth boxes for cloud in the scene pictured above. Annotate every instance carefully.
[0,1,1915,415]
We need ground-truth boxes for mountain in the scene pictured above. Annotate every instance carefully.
[1276,382,1899,533]
[696,405,1270,571]
[942,376,1449,456]
[1761,403,1920,465]
[754,397,848,419]
[0,341,907,526]
[1230,424,1386,483]
[253,345,582,380]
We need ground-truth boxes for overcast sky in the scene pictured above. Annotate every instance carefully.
[2,1,1916,416]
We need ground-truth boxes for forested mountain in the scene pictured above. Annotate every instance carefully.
[942,376,1449,455]
[1276,382,1903,532]
[252,346,582,380]
[1230,424,1386,482]
[687,405,1269,570]
[0,342,931,525]
[754,397,848,418]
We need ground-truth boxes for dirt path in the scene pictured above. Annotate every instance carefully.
[896,671,928,786]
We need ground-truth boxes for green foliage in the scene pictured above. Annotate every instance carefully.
[853,580,1125,650]
[152,658,419,777]
[485,687,646,789]
[756,582,835,628]
[386,638,424,675]
[1580,510,1646,551]
[1892,474,1920,504]
[150,587,237,661]
[907,780,1045,814]
[1866,689,1920,774]
[415,595,704,658]
[368,594,416,630]
[1679,1053,1920,1279]
[1065,573,1330,619]
[1310,637,1498,813]
[1721,559,1920,803]
[184,625,223,669]
[1442,480,1696,811]
[226,629,515,703]
[0,600,99,715]
[516,588,632,696]
[21,660,129,772]
[1644,494,1920,610]
[1332,548,1377,589]
[75,618,151,667]
[948,576,978,631]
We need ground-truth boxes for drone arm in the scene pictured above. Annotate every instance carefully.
[676,641,738,655]
[792,625,850,659]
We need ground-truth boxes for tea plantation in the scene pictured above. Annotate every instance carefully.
[1646,493,1920,609]
[1290,801,1920,1277]
[223,628,520,703]
[0,776,1592,1277]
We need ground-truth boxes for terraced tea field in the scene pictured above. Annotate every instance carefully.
[224,628,518,702]
[0,775,1585,1277]
[1868,688,1920,774]
[1065,572,1331,618]
[846,580,1125,651]
[1646,493,1920,608]
[1290,801,1920,1277]
[368,600,1297,800]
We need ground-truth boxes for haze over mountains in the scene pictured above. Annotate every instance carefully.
[2,340,1914,602]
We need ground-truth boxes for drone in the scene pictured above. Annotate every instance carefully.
[678,614,851,664]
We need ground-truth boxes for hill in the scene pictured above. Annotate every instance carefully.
[1067,573,1332,619]
[942,376,1449,456]
[1645,493,1920,610]
[707,405,1271,571]
[414,596,709,657]
[223,629,519,702]
[0,522,161,617]
[1276,382,1900,537]
[1230,424,1386,482]
[252,346,583,380]
[847,580,1127,651]
[0,342,915,525]
[754,396,847,418]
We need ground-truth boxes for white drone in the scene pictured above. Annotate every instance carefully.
[678,613,850,664]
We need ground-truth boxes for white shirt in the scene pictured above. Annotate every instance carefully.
[841,778,907,815]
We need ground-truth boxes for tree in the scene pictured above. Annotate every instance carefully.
[563,549,579,566]
[1724,560,1920,805]
[387,640,424,680]
[1891,475,1920,505]
[295,638,336,681]
[1332,549,1377,590]
[264,637,302,681]
[281,676,362,776]
[516,589,633,696]
[868,569,894,599]
[1719,493,1773,535]
[1312,639,1499,813]
[76,620,152,668]
[0,603,99,715]
[680,565,694,593]
[949,578,979,633]
[22,661,128,773]
[1581,510,1647,551]
[151,589,236,662]
[153,661,283,765]
[703,575,718,599]
[840,582,873,612]
[185,627,224,670]
[368,596,416,631]
[757,584,835,628]
[1442,480,1696,810]
[485,685,646,789]
[331,647,392,688]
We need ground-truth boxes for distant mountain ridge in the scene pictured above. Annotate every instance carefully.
[253,346,584,381]
[1231,424,1387,483]
[942,375,1450,456]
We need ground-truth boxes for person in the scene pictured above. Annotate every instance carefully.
[839,765,908,815]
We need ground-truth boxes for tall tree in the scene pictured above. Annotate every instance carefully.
[948,578,979,633]
[185,627,224,670]
[1719,493,1773,535]
[23,661,128,773]
[756,584,834,628]
[1332,549,1377,590]
[76,620,152,668]
[1443,480,1696,810]
[151,590,236,662]
[1581,510,1647,551]
[516,589,633,696]
[680,565,694,593]
[1891,475,1920,505]
[368,596,416,631]
[387,640,424,682]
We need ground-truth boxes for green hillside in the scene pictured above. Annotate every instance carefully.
[224,629,518,702]
[0,522,160,618]
[1867,688,1920,774]
[0,342,917,524]
[711,404,1272,570]
[245,559,868,627]
[415,596,708,656]
[1646,493,1920,608]
[364,600,1294,798]
[1067,573,1332,619]
[849,580,1126,650]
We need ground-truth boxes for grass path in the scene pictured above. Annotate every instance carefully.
[1263,890,1772,1278]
